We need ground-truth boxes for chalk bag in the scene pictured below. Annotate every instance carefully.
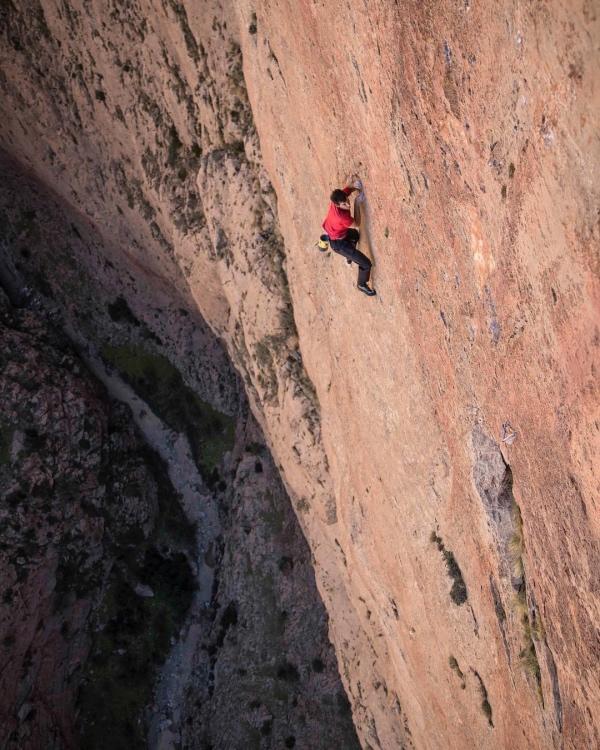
[317,234,329,252]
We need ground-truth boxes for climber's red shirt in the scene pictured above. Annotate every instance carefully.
[322,186,355,240]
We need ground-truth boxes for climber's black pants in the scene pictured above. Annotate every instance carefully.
[330,230,372,286]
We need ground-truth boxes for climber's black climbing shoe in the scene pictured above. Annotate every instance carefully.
[357,283,376,296]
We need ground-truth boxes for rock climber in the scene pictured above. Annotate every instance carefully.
[321,177,376,296]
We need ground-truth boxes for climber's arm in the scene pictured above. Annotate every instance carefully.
[344,174,363,226]
[351,191,363,228]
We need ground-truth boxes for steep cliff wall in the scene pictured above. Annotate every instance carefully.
[1,1,599,749]
[179,412,360,750]
[237,3,600,748]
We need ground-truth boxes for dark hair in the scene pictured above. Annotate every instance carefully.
[330,189,348,205]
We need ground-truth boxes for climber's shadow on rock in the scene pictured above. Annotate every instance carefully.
[351,188,377,285]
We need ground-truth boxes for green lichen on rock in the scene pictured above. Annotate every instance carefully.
[430,531,468,606]
[507,501,544,704]
[101,344,234,481]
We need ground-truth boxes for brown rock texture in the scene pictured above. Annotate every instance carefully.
[0,289,190,748]
[0,158,360,750]
[180,413,360,750]
[238,3,600,748]
[1,1,599,749]
[0,280,358,750]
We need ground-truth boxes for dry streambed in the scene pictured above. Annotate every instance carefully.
[65,328,224,749]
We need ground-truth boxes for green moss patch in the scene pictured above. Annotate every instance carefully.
[101,345,234,482]
[508,501,544,704]
[448,655,465,688]
[76,449,196,748]
[78,549,195,750]
[430,531,468,606]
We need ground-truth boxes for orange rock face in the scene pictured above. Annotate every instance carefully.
[239,3,600,747]
[1,1,599,748]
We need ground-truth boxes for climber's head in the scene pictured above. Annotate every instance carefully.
[330,189,350,208]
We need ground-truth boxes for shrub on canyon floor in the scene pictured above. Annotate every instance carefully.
[0,423,13,464]
[311,657,325,673]
[101,344,234,481]
[107,296,141,327]
[276,660,300,682]
[78,547,195,750]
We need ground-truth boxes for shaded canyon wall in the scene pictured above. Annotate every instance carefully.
[0,163,360,748]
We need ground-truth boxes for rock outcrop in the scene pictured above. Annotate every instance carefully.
[1,1,599,749]
[180,412,360,750]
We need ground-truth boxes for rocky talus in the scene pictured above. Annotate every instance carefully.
[1,1,599,749]
[0,288,196,748]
